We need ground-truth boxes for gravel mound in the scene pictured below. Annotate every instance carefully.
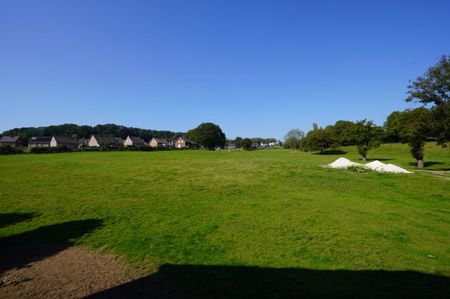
[328,158,412,174]
[328,157,362,168]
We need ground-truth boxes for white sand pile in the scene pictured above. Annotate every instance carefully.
[366,160,412,173]
[328,158,412,174]
[328,157,362,168]
[365,160,386,171]
[384,163,413,174]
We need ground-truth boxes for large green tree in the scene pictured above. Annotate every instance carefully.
[187,123,226,150]
[300,126,337,153]
[240,138,253,150]
[397,108,433,168]
[283,129,304,150]
[353,120,382,161]
[333,120,357,145]
[406,55,450,146]
[384,111,403,142]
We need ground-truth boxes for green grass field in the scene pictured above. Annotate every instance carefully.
[1,143,449,297]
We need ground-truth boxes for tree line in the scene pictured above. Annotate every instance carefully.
[0,123,186,145]
[283,55,449,168]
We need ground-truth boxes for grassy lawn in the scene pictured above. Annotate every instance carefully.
[1,143,449,296]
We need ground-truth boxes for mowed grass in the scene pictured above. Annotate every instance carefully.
[0,143,449,276]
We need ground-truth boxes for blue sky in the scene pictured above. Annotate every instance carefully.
[1,0,449,139]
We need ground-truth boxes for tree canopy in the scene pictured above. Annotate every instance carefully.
[353,120,383,160]
[406,55,450,106]
[406,55,450,146]
[396,108,433,168]
[1,123,184,144]
[187,123,226,150]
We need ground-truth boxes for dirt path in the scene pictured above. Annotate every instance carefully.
[0,245,144,299]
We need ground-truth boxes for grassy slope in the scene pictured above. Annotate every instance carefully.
[0,143,449,276]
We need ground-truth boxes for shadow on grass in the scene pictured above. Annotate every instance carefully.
[407,161,450,171]
[0,219,103,274]
[0,212,37,228]
[88,264,450,299]
[313,149,347,155]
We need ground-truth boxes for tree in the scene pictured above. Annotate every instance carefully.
[300,127,337,153]
[234,137,243,148]
[283,129,304,150]
[284,129,305,141]
[430,102,450,146]
[353,120,382,161]
[283,137,301,150]
[384,111,403,142]
[406,55,450,146]
[241,138,253,150]
[406,55,450,106]
[397,108,433,168]
[187,123,226,150]
[333,120,357,145]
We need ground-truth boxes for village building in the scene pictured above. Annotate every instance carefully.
[123,136,147,147]
[0,136,21,147]
[78,138,88,149]
[88,135,122,148]
[174,137,198,149]
[50,136,79,149]
[29,136,53,148]
[149,138,170,148]
[225,143,236,150]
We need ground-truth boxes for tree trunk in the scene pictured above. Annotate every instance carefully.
[362,156,367,161]
[417,159,424,168]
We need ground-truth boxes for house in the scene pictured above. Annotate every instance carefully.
[29,136,53,148]
[78,138,88,149]
[50,136,79,149]
[88,135,121,148]
[0,136,21,147]
[225,143,236,150]
[123,136,147,147]
[174,137,198,149]
[149,138,170,148]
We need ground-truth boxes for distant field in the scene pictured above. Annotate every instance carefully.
[1,143,449,296]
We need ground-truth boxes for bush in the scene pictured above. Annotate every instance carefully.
[241,138,253,150]
[30,146,73,154]
[283,137,301,150]
[0,145,23,155]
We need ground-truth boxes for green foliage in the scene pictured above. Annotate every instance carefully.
[0,145,23,155]
[397,108,433,163]
[240,138,253,150]
[1,123,185,143]
[431,102,450,146]
[30,146,72,154]
[284,129,305,141]
[406,55,450,146]
[346,165,372,173]
[300,126,337,153]
[234,137,243,148]
[333,120,357,145]
[283,137,301,150]
[283,129,304,150]
[406,55,450,106]
[187,123,226,150]
[353,120,382,160]
[384,111,403,142]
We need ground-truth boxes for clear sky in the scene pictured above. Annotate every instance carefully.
[1,0,449,139]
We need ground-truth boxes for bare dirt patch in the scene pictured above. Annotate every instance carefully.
[0,245,144,299]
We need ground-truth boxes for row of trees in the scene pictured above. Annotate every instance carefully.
[186,123,278,150]
[284,55,449,168]
[1,123,185,145]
